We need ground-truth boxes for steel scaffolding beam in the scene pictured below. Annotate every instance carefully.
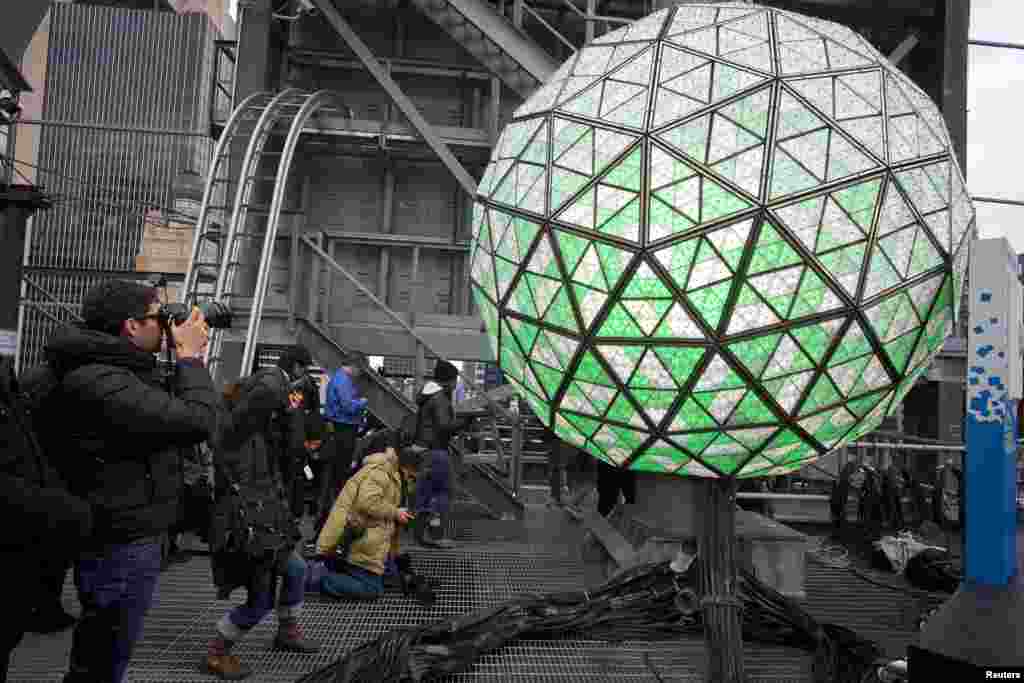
[308,0,478,198]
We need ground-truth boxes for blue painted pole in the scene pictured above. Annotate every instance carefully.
[964,239,1020,585]
[915,238,1024,675]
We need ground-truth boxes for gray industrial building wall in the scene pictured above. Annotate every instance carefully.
[18,3,217,369]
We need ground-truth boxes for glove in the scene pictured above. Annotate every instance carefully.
[354,398,369,413]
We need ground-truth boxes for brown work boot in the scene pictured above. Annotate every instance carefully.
[273,618,320,653]
[203,636,253,680]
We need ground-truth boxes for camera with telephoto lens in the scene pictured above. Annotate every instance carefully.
[158,301,233,329]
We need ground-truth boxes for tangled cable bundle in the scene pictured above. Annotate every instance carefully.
[295,559,881,683]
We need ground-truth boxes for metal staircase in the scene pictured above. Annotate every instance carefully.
[185,90,525,519]
[409,0,560,98]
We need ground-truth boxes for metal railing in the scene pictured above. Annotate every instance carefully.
[211,40,237,129]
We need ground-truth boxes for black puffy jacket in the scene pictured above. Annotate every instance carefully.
[415,381,467,451]
[35,324,218,546]
[0,357,92,556]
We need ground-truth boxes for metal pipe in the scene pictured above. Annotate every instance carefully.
[969,39,1024,51]
[972,196,1024,207]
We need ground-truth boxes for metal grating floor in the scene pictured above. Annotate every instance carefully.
[9,507,943,683]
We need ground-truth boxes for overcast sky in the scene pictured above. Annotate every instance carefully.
[230,1,1021,251]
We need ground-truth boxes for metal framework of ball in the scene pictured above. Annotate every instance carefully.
[469,2,974,479]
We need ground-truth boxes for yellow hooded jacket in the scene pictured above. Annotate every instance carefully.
[315,448,404,575]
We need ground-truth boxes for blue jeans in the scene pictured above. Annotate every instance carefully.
[306,560,383,601]
[415,449,451,516]
[65,541,163,683]
[218,553,307,637]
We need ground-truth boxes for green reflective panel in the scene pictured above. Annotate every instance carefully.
[561,383,603,417]
[818,242,866,298]
[492,165,517,205]
[770,152,820,198]
[864,293,904,342]
[727,391,776,426]
[545,287,578,332]
[622,261,672,298]
[907,228,944,279]
[687,238,731,289]
[760,428,806,463]
[686,280,734,330]
[570,246,611,291]
[507,317,541,356]
[694,388,747,424]
[762,370,814,414]
[597,196,641,242]
[554,127,594,175]
[659,115,711,164]
[707,114,762,165]
[592,185,638,230]
[552,118,591,161]
[748,222,803,275]
[597,344,646,386]
[846,390,887,418]
[553,414,587,447]
[520,122,550,165]
[777,89,827,138]
[712,58,770,100]
[631,388,678,425]
[629,349,676,389]
[727,333,782,378]
[673,430,720,457]
[779,129,829,182]
[849,354,891,397]
[595,243,633,287]
[622,299,673,335]
[710,219,754,271]
[562,411,604,439]
[696,353,747,391]
[711,146,765,198]
[508,273,538,318]
[654,176,702,225]
[763,334,816,379]
[536,329,577,369]
[727,427,777,451]
[648,196,697,243]
[531,361,564,399]
[524,273,561,317]
[907,273,944,320]
[826,132,877,181]
[774,443,816,466]
[827,354,871,397]
[703,179,754,224]
[832,177,882,230]
[553,228,590,275]
[883,328,920,373]
[550,168,592,212]
[653,303,705,338]
[606,392,641,426]
[597,302,646,337]
[653,235,700,288]
[701,454,741,476]
[649,144,700,191]
[632,440,688,474]
[580,383,616,414]
[573,350,616,386]
[790,317,843,365]
[669,397,717,431]
[473,286,499,334]
[573,284,609,329]
[818,197,869,251]
[727,284,781,334]
[829,320,872,364]
[718,86,771,138]
[789,268,843,319]
[863,249,902,299]
[604,146,643,191]
[800,373,841,415]
[524,233,560,279]
[652,346,706,384]
[513,218,541,258]
[500,347,526,385]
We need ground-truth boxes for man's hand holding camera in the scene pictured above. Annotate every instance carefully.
[170,308,209,360]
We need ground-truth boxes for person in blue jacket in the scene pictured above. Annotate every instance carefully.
[316,353,368,534]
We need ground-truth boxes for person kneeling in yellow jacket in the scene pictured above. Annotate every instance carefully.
[308,429,421,600]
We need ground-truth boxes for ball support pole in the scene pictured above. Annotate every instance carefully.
[697,477,746,683]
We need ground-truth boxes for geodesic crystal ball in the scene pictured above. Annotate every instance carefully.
[468,2,973,478]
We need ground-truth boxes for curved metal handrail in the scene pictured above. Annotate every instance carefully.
[239,90,348,374]
[205,88,306,371]
[181,90,273,304]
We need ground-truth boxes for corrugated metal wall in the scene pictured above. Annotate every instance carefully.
[19,4,216,369]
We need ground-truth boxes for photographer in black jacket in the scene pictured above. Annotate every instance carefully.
[34,280,217,683]
[0,356,93,683]
[205,347,320,680]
